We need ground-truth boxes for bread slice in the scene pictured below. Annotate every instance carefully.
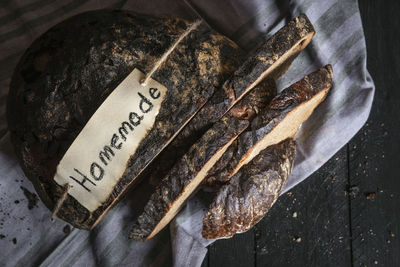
[160,14,314,189]
[223,14,315,106]
[202,139,296,239]
[230,65,333,177]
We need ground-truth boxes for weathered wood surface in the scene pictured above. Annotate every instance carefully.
[202,0,400,266]
[348,0,400,266]
[204,229,255,267]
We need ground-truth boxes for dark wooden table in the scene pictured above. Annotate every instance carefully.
[201,1,400,266]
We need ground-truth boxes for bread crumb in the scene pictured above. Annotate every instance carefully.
[292,212,297,218]
[366,192,376,200]
[20,186,38,210]
[63,225,71,235]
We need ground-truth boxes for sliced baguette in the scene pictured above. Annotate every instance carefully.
[202,65,333,239]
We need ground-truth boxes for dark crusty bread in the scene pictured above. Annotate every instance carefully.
[7,10,244,229]
[202,138,296,239]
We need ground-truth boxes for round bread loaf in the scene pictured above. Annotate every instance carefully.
[7,10,244,229]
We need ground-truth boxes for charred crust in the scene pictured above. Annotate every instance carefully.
[223,14,315,99]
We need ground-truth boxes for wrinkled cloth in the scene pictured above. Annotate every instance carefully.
[0,0,374,266]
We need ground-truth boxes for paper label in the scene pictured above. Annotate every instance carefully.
[54,68,167,212]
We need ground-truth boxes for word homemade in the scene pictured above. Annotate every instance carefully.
[54,68,168,211]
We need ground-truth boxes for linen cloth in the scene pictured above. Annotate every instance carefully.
[0,0,374,266]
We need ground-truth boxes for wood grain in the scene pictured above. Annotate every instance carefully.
[348,0,400,266]
[208,230,255,267]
